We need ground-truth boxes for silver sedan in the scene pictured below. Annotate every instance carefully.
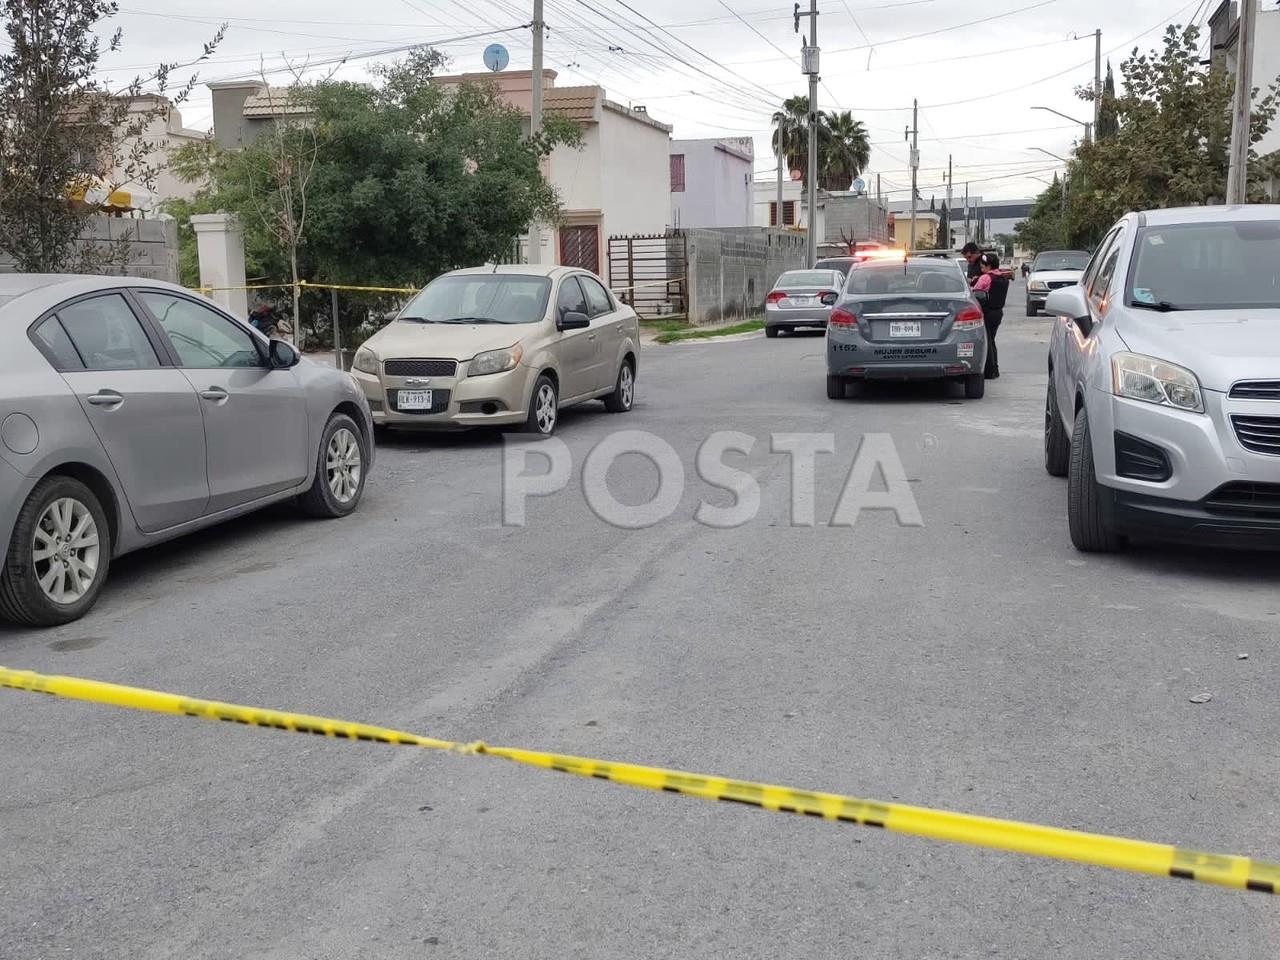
[0,275,374,626]
[764,269,845,338]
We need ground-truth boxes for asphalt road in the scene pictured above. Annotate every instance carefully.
[4,283,1280,959]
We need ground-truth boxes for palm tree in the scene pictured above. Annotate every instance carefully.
[771,95,811,182]
[820,110,870,192]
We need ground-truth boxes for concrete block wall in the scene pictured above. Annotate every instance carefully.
[685,226,808,325]
[0,216,179,283]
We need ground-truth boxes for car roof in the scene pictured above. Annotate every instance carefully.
[1034,249,1089,256]
[446,264,579,279]
[1136,204,1280,226]
[0,274,195,321]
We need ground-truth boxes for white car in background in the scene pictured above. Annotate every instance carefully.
[1026,250,1091,315]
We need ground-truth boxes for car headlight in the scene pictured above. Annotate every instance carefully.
[1028,280,1048,291]
[469,343,523,376]
[352,347,379,375]
[1111,352,1204,413]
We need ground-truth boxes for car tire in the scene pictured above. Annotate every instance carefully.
[765,325,779,339]
[1067,406,1125,552]
[963,373,985,399]
[603,361,635,413]
[299,413,367,518]
[1044,379,1070,477]
[0,476,112,627]
[826,375,847,400]
[523,374,558,436]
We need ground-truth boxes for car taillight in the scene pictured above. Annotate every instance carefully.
[819,290,838,305]
[829,307,857,326]
[766,291,787,304]
[954,305,984,330]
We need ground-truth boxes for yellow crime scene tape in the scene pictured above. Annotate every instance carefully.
[2,664,1277,897]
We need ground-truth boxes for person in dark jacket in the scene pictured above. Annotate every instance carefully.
[972,253,1008,379]
[961,242,982,282]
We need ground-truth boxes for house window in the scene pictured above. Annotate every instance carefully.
[770,200,796,226]
[670,154,686,192]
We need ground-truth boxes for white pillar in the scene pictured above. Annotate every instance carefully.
[190,213,248,318]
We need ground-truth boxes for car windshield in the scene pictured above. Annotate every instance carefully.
[846,261,967,295]
[399,274,551,324]
[777,270,839,288]
[1032,252,1090,272]
[1128,220,1280,310]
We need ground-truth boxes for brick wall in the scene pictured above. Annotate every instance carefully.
[0,216,179,283]
[685,226,808,325]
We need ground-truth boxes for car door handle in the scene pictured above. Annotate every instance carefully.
[87,391,123,408]
[588,333,598,341]
[200,387,230,403]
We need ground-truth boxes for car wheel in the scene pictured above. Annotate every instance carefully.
[603,361,635,413]
[765,325,779,339]
[1044,379,1070,477]
[1067,406,1125,552]
[826,375,847,400]
[963,373,985,399]
[524,374,558,436]
[0,476,112,627]
[299,413,367,518]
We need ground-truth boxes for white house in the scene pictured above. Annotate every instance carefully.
[435,70,673,277]
[110,94,206,205]
[1210,0,1280,198]
[669,137,754,228]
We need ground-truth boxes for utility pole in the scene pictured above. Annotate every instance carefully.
[776,117,784,228]
[1226,0,1257,204]
[528,0,545,263]
[944,153,952,249]
[796,1,820,265]
[1093,29,1102,141]
[1061,172,1069,245]
[963,181,969,245]
[906,99,918,251]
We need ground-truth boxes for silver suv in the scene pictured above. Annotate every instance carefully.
[1043,205,1280,551]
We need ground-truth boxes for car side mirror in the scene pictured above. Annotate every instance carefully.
[269,338,300,368]
[1045,285,1091,334]
[558,311,590,331]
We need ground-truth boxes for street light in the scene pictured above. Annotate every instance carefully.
[1032,105,1092,144]
[1029,146,1070,164]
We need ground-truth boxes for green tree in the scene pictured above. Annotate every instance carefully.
[771,94,811,184]
[820,109,870,191]
[1096,61,1118,140]
[1014,176,1065,254]
[0,0,221,271]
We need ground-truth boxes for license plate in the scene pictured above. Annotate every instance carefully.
[788,296,812,305]
[397,389,433,410]
[889,321,921,337]
[958,342,974,358]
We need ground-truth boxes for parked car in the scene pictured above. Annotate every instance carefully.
[826,256,988,399]
[764,269,845,337]
[351,265,638,436]
[1026,249,1090,315]
[0,275,373,626]
[1043,205,1280,551]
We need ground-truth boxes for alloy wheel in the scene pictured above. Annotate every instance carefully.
[326,427,363,503]
[619,366,634,409]
[32,497,100,604]
[536,383,557,433]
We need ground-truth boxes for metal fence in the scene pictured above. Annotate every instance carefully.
[607,232,687,319]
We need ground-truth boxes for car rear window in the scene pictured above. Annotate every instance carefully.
[1128,220,1280,310]
[777,271,840,288]
[846,262,967,296]
[400,275,552,325]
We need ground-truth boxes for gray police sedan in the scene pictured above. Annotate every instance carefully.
[0,275,374,626]
[826,256,988,399]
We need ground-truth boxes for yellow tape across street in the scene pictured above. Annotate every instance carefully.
[3,664,1277,897]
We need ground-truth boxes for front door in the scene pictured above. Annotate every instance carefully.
[50,293,210,531]
[560,225,600,274]
[552,276,598,401]
[578,273,621,392]
[135,291,310,514]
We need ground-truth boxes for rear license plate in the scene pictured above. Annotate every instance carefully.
[397,389,433,410]
[889,321,921,337]
[789,296,812,305]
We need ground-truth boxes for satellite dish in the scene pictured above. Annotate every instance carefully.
[483,44,510,72]
[852,177,866,194]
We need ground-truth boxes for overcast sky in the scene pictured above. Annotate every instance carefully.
[94,0,1215,203]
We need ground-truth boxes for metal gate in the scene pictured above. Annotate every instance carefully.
[560,224,600,274]
[607,232,687,319]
